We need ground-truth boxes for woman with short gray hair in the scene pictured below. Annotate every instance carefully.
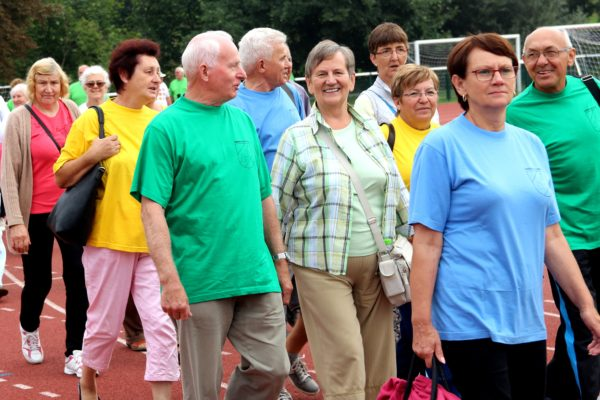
[78,65,110,113]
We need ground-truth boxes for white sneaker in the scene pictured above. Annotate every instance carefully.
[64,350,83,377]
[20,325,44,364]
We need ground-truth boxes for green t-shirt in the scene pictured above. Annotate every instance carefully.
[7,99,14,111]
[507,75,600,250]
[131,97,280,303]
[168,78,187,102]
[69,81,87,106]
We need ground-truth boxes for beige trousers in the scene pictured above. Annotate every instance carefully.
[293,254,396,400]
[177,292,289,400]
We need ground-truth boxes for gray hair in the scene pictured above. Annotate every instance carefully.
[182,31,233,81]
[305,40,355,78]
[238,28,287,74]
[10,83,28,98]
[79,65,110,87]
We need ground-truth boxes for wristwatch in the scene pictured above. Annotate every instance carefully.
[272,252,289,262]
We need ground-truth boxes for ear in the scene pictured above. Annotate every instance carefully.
[451,74,466,98]
[306,76,315,95]
[566,47,576,67]
[198,64,210,82]
[349,72,356,92]
[257,59,266,73]
[369,53,377,67]
[118,68,129,85]
[393,96,402,110]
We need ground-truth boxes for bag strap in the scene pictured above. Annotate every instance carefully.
[582,75,600,107]
[385,122,395,151]
[316,129,388,255]
[89,105,106,139]
[24,104,61,152]
[404,355,449,400]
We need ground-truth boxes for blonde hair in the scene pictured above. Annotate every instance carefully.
[391,64,440,99]
[26,57,70,101]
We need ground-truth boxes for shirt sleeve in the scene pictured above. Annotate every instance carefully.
[130,123,174,207]
[354,93,375,121]
[271,128,301,223]
[409,142,452,232]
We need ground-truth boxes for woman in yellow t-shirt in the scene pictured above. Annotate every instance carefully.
[379,64,440,381]
[380,64,440,189]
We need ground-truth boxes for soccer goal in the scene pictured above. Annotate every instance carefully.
[547,23,600,78]
[411,34,523,100]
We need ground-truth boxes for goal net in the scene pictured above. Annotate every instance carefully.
[547,23,600,78]
[410,34,523,99]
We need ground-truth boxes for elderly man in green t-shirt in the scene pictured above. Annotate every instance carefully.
[507,27,600,400]
[131,30,292,400]
[168,66,187,102]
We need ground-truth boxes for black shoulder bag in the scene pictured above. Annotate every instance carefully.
[47,106,106,246]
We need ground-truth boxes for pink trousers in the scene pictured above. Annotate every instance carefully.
[81,246,179,381]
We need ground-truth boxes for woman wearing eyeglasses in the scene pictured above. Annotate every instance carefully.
[79,66,110,113]
[409,33,600,400]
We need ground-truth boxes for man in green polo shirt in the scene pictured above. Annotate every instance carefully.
[168,66,187,102]
[68,64,88,106]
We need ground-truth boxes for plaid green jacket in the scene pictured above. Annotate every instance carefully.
[271,105,410,275]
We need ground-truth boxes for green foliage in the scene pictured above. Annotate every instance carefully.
[0,0,597,84]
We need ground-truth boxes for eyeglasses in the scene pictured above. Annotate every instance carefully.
[85,81,106,88]
[471,66,517,81]
[523,47,570,62]
[402,89,438,99]
[375,46,408,58]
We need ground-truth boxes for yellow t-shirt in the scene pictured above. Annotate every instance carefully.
[380,116,440,189]
[54,100,157,252]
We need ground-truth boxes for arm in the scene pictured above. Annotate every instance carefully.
[545,223,600,355]
[55,135,120,188]
[141,196,192,320]
[411,223,446,367]
[262,196,292,305]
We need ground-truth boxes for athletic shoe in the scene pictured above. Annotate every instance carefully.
[289,356,320,394]
[278,388,293,400]
[64,350,83,377]
[0,287,7,298]
[20,325,44,364]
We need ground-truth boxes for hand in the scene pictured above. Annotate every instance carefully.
[580,306,600,355]
[412,321,445,368]
[88,135,120,163]
[161,279,192,320]
[9,224,30,254]
[275,259,293,305]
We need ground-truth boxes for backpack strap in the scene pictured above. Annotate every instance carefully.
[385,122,396,151]
[582,75,600,107]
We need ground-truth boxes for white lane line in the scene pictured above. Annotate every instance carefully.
[222,351,231,355]
[40,392,61,398]
[40,315,55,320]
[1,307,15,312]
[4,270,66,314]
[544,299,554,304]
[221,382,228,389]
[547,346,555,351]
[14,383,33,389]
[0,378,6,382]
[544,311,560,318]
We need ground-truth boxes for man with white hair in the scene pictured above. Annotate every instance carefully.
[507,27,600,400]
[68,64,88,106]
[168,66,187,102]
[228,27,320,400]
[131,30,292,400]
[229,27,301,170]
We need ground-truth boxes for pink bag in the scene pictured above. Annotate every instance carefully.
[377,357,460,400]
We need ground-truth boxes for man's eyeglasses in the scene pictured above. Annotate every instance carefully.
[85,81,106,88]
[471,66,517,81]
[523,47,571,63]
[402,89,438,99]
[375,47,408,58]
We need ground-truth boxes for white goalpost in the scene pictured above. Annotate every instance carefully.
[547,23,600,78]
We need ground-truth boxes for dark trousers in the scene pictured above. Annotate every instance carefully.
[396,303,425,378]
[546,248,600,400]
[19,213,88,357]
[442,338,546,400]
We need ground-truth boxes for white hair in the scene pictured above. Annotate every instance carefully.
[182,31,233,81]
[79,65,110,87]
[238,28,287,74]
[10,83,28,98]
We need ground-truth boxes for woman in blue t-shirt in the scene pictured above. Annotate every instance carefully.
[409,33,600,400]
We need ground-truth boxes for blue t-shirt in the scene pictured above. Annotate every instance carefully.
[228,84,301,170]
[409,114,560,344]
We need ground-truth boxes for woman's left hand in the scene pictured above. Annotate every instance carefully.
[9,224,30,254]
[580,306,600,355]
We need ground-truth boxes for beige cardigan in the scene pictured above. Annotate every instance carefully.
[0,99,80,245]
